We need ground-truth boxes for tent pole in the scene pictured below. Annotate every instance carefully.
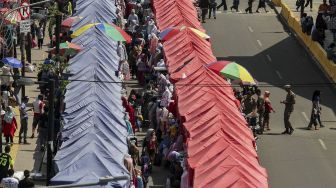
[46,79,55,185]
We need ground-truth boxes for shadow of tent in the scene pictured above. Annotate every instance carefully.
[216,35,336,117]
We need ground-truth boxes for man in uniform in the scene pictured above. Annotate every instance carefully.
[0,145,14,181]
[281,85,296,135]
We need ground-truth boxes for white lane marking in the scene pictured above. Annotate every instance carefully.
[266,54,272,62]
[301,112,310,122]
[248,26,254,32]
[257,40,262,47]
[318,139,327,150]
[275,70,283,79]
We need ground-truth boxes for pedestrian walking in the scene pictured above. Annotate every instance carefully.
[305,0,313,11]
[31,95,44,138]
[12,70,21,105]
[37,24,44,49]
[230,0,240,11]
[209,0,217,19]
[199,0,210,23]
[19,96,31,144]
[296,0,305,14]
[18,170,35,188]
[256,0,268,12]
[255,89,265,131]
[2,107,17,145]
[0,145,14,182]
[1,169,18,188]
[217,0,227,11]
[307,90,323,129]
[119,60,131,81]
[146,130,157,163]
[281,85,296,135]
[318,0,330,13]
[245,0,254,13]
[263,91,275,131]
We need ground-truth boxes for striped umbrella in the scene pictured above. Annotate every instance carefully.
[71,23,132,43]
[207,61,256,85]
[159,26,210,41]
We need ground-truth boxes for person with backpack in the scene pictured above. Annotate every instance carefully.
[256,0,268,13]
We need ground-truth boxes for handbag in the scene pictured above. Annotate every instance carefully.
[32,38,37,48]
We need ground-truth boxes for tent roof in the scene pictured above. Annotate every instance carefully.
[193,155,268,188]
[162,30,215,76]
[55,137,126,171]
[51,153,129,187]
[153,0,202,30]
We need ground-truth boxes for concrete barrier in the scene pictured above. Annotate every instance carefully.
[280,4,290,21]
[272,0,281,7]
[278,1,336,82]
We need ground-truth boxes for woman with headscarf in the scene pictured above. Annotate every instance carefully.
[2,106,17,145]
[147,130,157,163]
[263,91,275,131]
[307,90,323,130]
[122,96,136,132]
[119,60,131,81]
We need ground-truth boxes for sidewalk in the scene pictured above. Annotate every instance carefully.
[280,0,334,48]
[11,37,49,180]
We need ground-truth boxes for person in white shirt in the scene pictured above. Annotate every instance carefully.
[31,95,44,138]
[127,9,139,33]
[1,169,18,188]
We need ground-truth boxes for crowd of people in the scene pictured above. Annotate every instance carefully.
[116,1,187,187]
[298,0,336,63]
[196,0,270,23]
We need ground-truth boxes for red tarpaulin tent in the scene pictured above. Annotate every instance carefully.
[153,0,202,30]
[152,0,268,186]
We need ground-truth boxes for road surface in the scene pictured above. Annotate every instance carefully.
[205,2,336,187]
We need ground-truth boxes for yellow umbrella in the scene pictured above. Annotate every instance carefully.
[207,61,256,85]
[70,23,99,38]
[159,26,210,41]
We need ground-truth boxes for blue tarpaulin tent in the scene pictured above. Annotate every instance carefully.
[71,0,117,30]
[51,0,130,186]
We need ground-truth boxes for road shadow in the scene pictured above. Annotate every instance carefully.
[262,132,283,135]
[216,36,336,118]
[296,127,311,131]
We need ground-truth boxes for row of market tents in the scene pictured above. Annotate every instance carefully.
[51,0,130,187]
[47,0,269,186]
[153,0,269,187]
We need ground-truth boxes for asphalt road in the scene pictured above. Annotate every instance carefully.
[204,2,336,188]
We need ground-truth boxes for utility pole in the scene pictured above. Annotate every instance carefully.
[46,79,55,186]
[55,1,62,56]
[20,32,26,98]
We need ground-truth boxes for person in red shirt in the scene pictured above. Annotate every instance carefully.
[263,91,275,131]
